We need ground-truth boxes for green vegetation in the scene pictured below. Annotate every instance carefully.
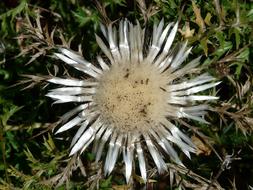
[0,0,252,189]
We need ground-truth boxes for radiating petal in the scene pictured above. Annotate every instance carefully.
[60,104,88,123]
[136,20,144,62]
[149,128,183,165]
[136,141,147,182]
[185,82,221,95]
[166,56,201,81]
[104,133,123,175]
[95,34,114,64]
[54,53,77,65]
[69,127,94,156]
[159,122,196,155]
[48,87,96,96]
[55,116,83,134]
[104,132,117,174]
[162,120,195,149]
[151,19,164,47]
[161,21,178,56]
[70,117,102,155]
[92,124,107,154]
[46,94,93,103]
[129,23,138,63]
[158,55,173,72]
[182,104,209,113]
[95,126,113,162]
[153,22,173,66]
[70,120,89,147]
[60,48,103,74]
[179,112,209,124]
[143,133,167,173]
[107,24,121,63]
[99,23,107,38]
[123,132,137,183]
[55,52,100,79]
[167,95,218,105]
[47,77,97,87]
[168,42,190,71]
[168,81,220,98]
[119,19,130,63]
[97,56,110,71]
[170,126,195,149]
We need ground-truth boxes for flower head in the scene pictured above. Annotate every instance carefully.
[46,19,219,182]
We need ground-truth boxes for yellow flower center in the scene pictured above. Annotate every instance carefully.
[94,62,168,132]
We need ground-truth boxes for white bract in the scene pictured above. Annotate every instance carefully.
[46,19,219,182]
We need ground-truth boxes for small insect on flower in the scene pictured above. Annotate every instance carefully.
[46,19,220,182]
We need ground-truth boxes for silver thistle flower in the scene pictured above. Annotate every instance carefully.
[46,19,219,182]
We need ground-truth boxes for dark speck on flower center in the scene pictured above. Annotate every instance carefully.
[94,62,168,133]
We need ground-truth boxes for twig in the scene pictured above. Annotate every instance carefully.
[206,150,241,190]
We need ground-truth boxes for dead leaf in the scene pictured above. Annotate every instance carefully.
[192,1,206,32]
[178,22,195,38]
[192,136,212,156]
[204,12,212,26]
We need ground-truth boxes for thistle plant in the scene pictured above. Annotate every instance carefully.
[45,19,220,182]
[2,0,253,189]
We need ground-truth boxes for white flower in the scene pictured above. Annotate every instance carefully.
[46,19,219,182]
